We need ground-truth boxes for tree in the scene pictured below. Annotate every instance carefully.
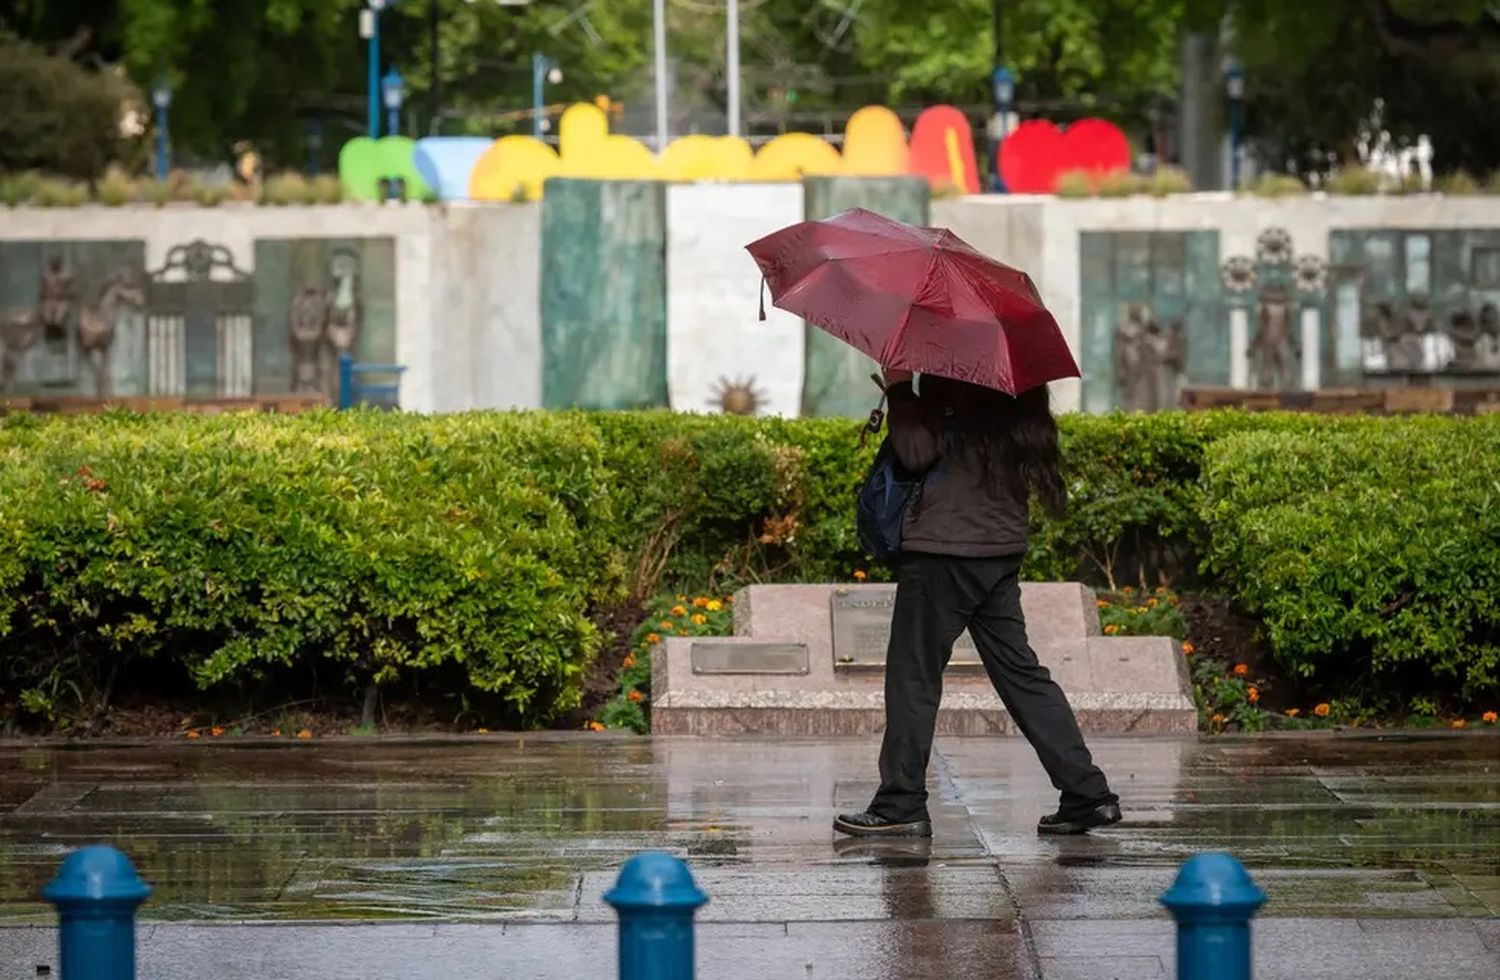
[0,35,139,179]
[1225,0,1500,175]
[849,0,1186,124]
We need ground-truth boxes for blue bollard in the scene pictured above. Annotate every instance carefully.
[42,846,151,980]
[1160,853,1267,980]
[604,852,708,980]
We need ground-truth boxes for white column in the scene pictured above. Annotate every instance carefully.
[1229,307,1250,388]
[1300,307,1320,391]
[726,0,741,137]
[653,0,669,151]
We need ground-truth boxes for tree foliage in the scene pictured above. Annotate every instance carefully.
[0,34,138,179]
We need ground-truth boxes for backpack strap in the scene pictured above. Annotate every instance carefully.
[859,373,888,449]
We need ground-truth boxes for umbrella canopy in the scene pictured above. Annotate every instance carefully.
[745,208,1078,394]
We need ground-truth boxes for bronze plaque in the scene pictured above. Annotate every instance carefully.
[690,642,809,675]
[830,587,980,667]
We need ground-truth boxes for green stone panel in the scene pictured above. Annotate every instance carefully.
[252,238,398,396]
[800,176,930,418]
[541,179,668,410]
[1077,230,1223,410]
[1078,233,1116,413]
[1183,231,1226,384]
[0,239,146,395]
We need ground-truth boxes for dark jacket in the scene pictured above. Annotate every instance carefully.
[886,381,1029,557]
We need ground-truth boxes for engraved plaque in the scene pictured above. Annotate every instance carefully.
[830,587,981,668]
[690,642,809,675]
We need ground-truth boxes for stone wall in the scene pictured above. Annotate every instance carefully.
[7,191,1500,415]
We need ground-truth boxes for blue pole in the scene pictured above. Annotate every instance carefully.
[604,852,708,980]
[154,104,169,181]
[1229,97,1243,191]
[367,11,381,138]
[43,846,151,980]
[338,352,355,409]
[532,53,545,140]
[1160,853,1267,980]
[387,102,399,139]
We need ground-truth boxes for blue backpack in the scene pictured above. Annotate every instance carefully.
[855,436,923,562]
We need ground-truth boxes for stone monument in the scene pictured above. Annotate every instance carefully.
[651,582,1195,735]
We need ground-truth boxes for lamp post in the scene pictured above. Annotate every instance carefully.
[361,0,399,138]
[151,81,173,181]
[726,0,741,137]
[533,53,562,139]
[653,0,669,151]
[382,69,406,138]
[1225,61,1245,191]
[991,66,1015,193]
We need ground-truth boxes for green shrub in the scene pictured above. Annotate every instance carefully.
[0,170,44,206]
[0,411,614,727]
[31,176,89,207]
[1054,170,1094,198]
[1435,171,1480,196]
[1200,416,1500,700]
[1325,166,1382,195]
[1096,170,1145,198]
[0,39,139,180]
[1148,166,1192,197]
[311,174,344,205]
[96,166,138,206]
[1246,172,1308,197]
[262,172,314,206]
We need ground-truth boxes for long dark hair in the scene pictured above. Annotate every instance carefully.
[920,375,1067,519]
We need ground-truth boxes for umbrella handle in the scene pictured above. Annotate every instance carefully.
[758,277,767,322]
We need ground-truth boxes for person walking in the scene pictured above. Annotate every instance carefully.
[835,369,1121,839]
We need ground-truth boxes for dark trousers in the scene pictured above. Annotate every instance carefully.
[870,553,1116,822]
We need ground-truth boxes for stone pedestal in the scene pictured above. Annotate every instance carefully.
[652,583,1196,736]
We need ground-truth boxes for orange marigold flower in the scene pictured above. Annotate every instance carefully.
[1483,711,1498,725]
[1147,598,1159,608]
[1247,686,1260,704]
[1181,641,1195,655]
[185,730,201,739]
[1096,599,1111,609]
[296,729,312,740]
[1284,709,1300,719]
[588,721,606,732]
[691,613,707,625]
[1451,718,1468,730]
[1122,586,1135,595]
[705,600,723,612]
[660,620,674,631]
[1314,703,1331,718]
[628,689,643,703]
[646,633,661,645]
[270,729,282,736]
[853,570,867,581]
[622,653,637,669]
[671,605,687,617]
[1233,664,1249,677]
[1211,713,1225,725]
[693,597,710,608]
[1103,624,1120,635]
[210,726,225,737]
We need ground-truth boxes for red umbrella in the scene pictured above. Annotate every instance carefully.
[745,208,1078,394]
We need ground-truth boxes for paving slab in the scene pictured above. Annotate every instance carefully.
[0,732,1497,979]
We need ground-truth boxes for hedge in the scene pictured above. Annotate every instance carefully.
[1,408,1496,729]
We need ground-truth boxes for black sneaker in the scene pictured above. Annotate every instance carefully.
[1037,801,1123,836]
[833,810,933,838]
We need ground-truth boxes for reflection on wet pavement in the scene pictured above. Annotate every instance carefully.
[0,733,1496,978]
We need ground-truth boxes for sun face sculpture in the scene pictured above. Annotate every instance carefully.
[708,376,766,416]
[1256,227,1294,267]
[1221,255,1257,294]
[1293,254,1328,296]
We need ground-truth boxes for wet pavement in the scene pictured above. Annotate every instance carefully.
[0,733,1496,978]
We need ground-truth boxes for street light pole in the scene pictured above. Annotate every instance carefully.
[653,0,669,150]
[1225,61,1245,190]
[383,69,405,139]
[533,54,562,139]
[726,0,741,137]
[991,67,1014,193]
[151,82,173,181]
[363,0,399,138]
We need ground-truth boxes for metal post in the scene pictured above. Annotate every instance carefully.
[43,846,152,980]
[652,0,669,151]
[726,0,741,137]
[1160,853,1267,980]
[533,53,545,140]
[367,7,381,137]
[605,852,708,980]
[153,104,169,181]
[338,352,355,409]
[1225,63,1245,191]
